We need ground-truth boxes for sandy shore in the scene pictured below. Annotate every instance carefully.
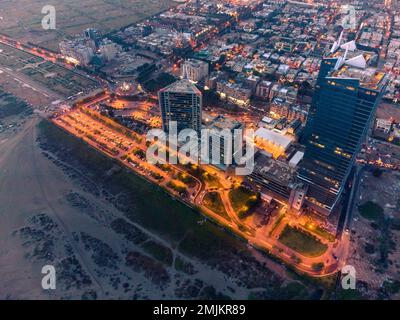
[0,113,314,300]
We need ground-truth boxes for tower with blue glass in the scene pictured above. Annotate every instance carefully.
[299,37,388,215]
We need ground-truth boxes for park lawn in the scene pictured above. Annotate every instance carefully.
[269,214,286,236]
[203,172,222,189]
[203,192,230,221]
[229,186,259,218]
[358,201,384,221]
[278,225,328,258]
[176,172,197,188]
[304,221,336,242]
[183,164,221,188]
[167,180,187,195]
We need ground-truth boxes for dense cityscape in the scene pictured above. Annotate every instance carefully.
[0,0,399,302]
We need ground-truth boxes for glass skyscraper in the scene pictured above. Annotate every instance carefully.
[298,40,388,214]
[159,79,202,134]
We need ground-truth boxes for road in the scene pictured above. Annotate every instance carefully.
[52,104,346,277]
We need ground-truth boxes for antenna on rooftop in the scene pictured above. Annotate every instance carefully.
[334,46,349,70]
[338,30,343,46]
[330,29,344,53]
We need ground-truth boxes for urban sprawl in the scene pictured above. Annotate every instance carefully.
[1,0,400,287]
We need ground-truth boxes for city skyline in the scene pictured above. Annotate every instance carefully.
[0,0,399,303]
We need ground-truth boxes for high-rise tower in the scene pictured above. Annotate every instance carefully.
[159,79,202,134]
[298,36,388,214]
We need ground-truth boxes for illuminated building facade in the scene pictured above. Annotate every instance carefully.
[216,80,252,106]
[299,38,388,214]
[204,115,243,170]
[254,127,293,159]
[59,40,94,66]
[159,79,202,134]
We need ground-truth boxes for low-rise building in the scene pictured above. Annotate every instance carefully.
[216,80,252,106]
[255,80,273,100]
[374,118,392,140]
[203,115,244,170]
[182,59,209,83]
[99,39,120,62]
[254,127,293,159]
[59,40,94,66]
[248,150,297,200]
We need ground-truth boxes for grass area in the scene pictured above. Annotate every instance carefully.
[183,164,222,188]
[142,72,176,93]
[358,201,384,221]
[0,43,43,69]
[228,185,259,218]
[202,192,230,221]
[279,282,309,299]
[141,240,173,266]
[21,64,98,97]
[336,288,365,300]
[175,172,196,187]
[1,0,177,51]
[203,172,222,188]
[0,43,98,97]
[286,268,339,293]
[269,214,285,236]
[0,90,30,119]
[304,221,336,243]
[313,273,338,291]
[278,225,328,258]
[167,180,187,195]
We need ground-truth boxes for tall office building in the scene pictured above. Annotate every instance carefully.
[298,35,388,214]
[159,79,202,134]
[204,115,243,170]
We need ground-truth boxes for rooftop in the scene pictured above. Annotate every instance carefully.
[329,66,386,91]
[253,151,295,185]
[255,127,292,150]
[207,115,243,131]
[185,58,208,68]
[326,39,387,90]
[159,79,202,95]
